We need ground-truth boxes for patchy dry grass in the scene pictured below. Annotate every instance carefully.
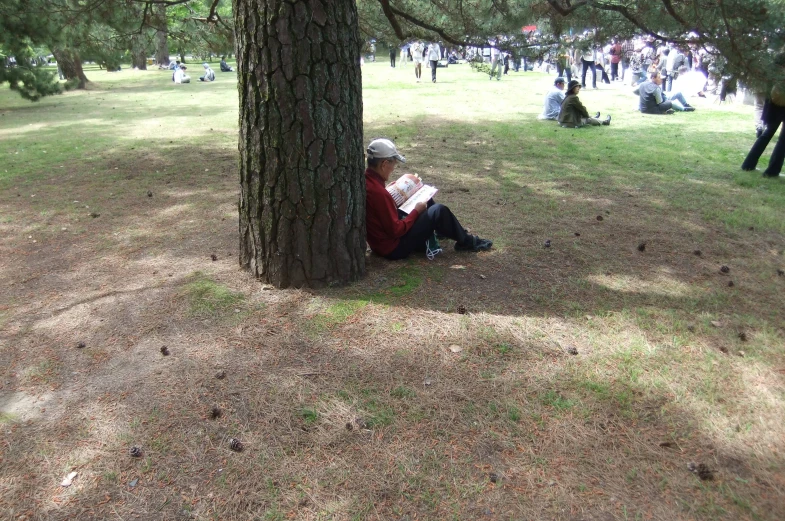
[1,61,784,521]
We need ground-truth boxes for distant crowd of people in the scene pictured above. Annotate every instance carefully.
[167,56,234,84]
[384,41,445,83]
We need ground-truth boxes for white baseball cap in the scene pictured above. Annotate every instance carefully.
[366,138,406,163]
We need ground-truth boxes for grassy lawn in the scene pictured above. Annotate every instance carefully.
[1,60,784,520]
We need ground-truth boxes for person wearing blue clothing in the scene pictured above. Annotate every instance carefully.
[538,77,566,120]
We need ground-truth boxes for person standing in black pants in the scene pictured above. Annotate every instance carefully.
[427,42,441,83]
[742,96,785,177]
[389,47,396,67]
[581,48,597,89]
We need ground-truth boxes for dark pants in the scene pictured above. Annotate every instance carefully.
[742,105,785,176]
[556,62,571,83]
[597,65,611,84]
[581,59,596,88]
[390,54,396,67]
[610,62,619,81]
[386,203,468,260]
[430,60,438,82]
[644,100,673,114]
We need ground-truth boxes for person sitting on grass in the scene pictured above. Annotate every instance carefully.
[199,63,215,82]
[558,80,611,128]
[638,71,695,114]
[219,56,234,72]
[365,138,493,260]
[173,63,191,84]
[538,76,566,121]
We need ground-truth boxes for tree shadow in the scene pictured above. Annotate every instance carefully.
[1,84,784,520]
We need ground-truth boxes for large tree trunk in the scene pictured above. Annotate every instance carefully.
[234,0,366,288]
[131,35,147,70]
[52,48,88,89]
[155,3,170,67]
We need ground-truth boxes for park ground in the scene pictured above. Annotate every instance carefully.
[1,60,784,520]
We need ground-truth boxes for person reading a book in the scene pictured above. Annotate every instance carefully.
[364,138,493,260]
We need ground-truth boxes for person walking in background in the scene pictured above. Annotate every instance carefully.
[412,41,424,82]
[609,39,622,81]
[665,45,687,92]
[490,48,503,81]
[581,46,597,89]
[428,42,441,83]
[389,46,396,67]
[400,45,408,68]
[621,38,635,83]
[556,45,572,83]
[629,47,645,87]
[595,49,611,85]
[742,83,785,177]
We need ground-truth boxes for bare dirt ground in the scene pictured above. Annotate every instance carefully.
[2,65,785,520]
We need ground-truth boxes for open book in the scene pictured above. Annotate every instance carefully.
[385,173,439,215]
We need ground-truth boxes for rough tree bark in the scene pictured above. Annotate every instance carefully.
[131,35,147,70]
[234,0,366,288]
[155,3,170,67]
[51,48,89,89]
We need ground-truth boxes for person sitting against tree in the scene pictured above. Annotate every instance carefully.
[219,56,234,72]
[558,80,611,128]
[637,71,695,114]
[364,138,493,260]
[538,76,566,120]
[199,62,215,82]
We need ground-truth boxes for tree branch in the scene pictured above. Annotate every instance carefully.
[377,0,405,41]
[545,0,591,16]
[660,0,691,29]
[137,1,151,35]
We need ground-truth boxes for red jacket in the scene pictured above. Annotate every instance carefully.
[365,168,421,256]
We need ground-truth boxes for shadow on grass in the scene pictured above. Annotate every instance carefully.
[0,85,784,519]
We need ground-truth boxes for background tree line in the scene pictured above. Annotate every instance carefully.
[0,0,234,100]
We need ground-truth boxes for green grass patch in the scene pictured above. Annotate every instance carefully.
[307,299,368,335]
[184,272,244,317]
[540,390,576,411]
[390,386,416,399]
[299,407,319,424]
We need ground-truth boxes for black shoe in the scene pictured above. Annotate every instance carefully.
[594,111,601,119]
[762,171,780,178]
[455,235,493,252]
[684,106,696,112]
[602,115,611,126]
[741,165,757,171]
